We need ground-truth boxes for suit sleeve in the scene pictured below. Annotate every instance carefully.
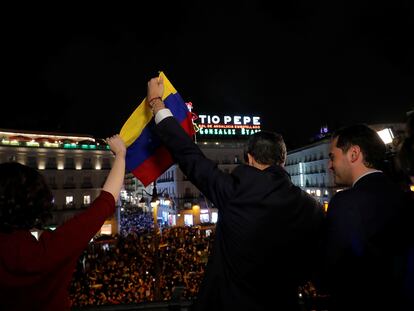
[319,192,361,288]
[155,116,235,207]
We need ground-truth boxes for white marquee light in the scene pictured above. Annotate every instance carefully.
[377,128,394,145]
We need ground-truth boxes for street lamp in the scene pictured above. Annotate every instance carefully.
[140,180,172,301]
[138,190,147,212]
[140,181,163,215]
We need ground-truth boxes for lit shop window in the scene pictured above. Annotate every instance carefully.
[211,212,218,223]
[184,214,193,226]
[200,213,210,223]
[100,224,112,235]
[168,214,176,226]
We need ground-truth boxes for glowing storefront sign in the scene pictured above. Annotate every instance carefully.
[197,114,261,136]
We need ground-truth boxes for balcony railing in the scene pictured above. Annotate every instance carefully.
[72,296,329,311]
[73,300,193,311]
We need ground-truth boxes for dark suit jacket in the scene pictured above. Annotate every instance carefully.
[321,172,411,311]
[156,116,325,311]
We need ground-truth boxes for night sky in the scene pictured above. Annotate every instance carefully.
[2,0,413,149]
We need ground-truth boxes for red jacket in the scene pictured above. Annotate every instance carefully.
[0,191,115,311]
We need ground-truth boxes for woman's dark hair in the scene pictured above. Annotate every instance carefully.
[333,124,386,169]
[0,162,53,233]
[244,131,286,166]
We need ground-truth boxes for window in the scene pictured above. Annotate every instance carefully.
[200,213,210,223]
[102,158,111,169]
[168,214,176,226]
[65,157,75,169]
[66,196,74,205]
[49,176,58,189]
[27,156,37,168]
[184,214,193,226]
[100,224,112,235]
[83,158,92,169]
[64,176,76,189]
[211,212,218,223]
[81,176,93,188]
[83,195,91,205]
[46,157,57,169]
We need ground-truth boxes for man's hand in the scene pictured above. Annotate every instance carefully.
[147,76,164,103]
[147,76,166,115]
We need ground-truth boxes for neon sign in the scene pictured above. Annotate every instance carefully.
[196,114,261,136]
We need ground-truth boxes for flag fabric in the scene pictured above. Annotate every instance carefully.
[120,72,194,186]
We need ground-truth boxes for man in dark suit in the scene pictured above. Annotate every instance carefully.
[321,124,411,311]
[147,76,325,310]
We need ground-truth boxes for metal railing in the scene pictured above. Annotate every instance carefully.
[73,300,193,311]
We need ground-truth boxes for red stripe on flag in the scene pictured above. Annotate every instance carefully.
[132,146,174,187]
[181,113,195,136]
[132,115,194,186]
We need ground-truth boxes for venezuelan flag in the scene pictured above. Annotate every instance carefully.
[120,72,194,186]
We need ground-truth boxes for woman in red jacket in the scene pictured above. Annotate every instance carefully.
[0,134,126,311]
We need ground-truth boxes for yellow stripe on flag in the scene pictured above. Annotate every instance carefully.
[160,71,177,98]
[120,98,153,147]
[119,72,179,147]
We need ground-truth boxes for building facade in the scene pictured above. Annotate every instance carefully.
[285,138,335,211]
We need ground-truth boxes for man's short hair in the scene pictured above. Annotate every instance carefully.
[244,131,286,166]
[332,124,386,169]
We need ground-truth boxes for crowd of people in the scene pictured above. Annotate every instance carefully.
[0,72,412,311]
[69,211,213,307]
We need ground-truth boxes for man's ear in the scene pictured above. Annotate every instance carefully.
[247,153,254,166]
[349,145,361,163]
